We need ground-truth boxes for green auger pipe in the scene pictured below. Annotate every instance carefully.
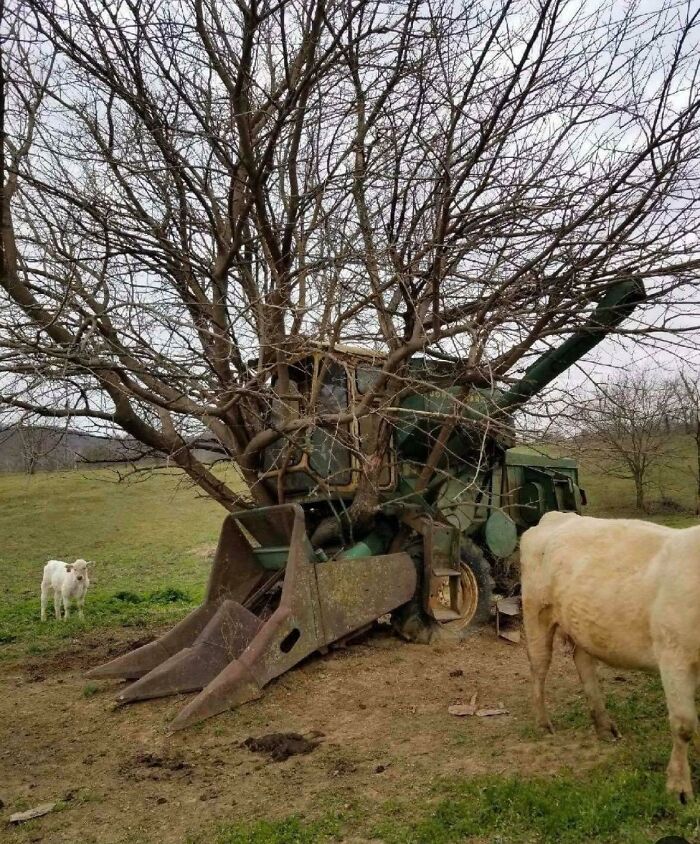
[497,278,645,412]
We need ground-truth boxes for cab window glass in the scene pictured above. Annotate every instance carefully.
[317,362,348,412]
[356,366,383,395]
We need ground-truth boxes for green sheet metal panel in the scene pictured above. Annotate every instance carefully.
[485,510,518,558]
[505,449,577,469]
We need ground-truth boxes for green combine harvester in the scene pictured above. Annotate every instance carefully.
[88,279,644,729]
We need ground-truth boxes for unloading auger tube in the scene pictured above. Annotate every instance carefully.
[86,278,645,730]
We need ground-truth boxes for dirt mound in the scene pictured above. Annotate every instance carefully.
[242,732,323,762]
[133,752,190,771]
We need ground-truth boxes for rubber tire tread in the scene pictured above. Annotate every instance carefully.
[459,538,494,631]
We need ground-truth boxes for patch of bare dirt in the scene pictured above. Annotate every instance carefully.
[190,543,217,562]
[0,627,634,844]
[119,752,194,783]
[22,633,156,679]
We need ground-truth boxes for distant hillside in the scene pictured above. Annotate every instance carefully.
[0,425,143,474]
[0,424,225,474]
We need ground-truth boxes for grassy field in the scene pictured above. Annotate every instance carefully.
[548,431,699,526]
[1,440,700,843]
[0,468,232,655]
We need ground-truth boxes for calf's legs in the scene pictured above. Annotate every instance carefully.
[40,582,50,621]
[572,646,620,741]
[659,658,697,802]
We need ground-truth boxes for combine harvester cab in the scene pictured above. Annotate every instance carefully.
[87,278,645,728]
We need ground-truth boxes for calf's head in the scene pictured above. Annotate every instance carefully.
[66,559,91,583]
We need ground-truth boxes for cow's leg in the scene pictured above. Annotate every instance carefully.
[572,646,621,741]
[62,593,70,620]
[659,659,697,803]
[524,605,556,732]
[77,595,85,620]
[53,590,62,620]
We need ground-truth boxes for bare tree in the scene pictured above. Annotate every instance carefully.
[566,371,679,512]
[1,0,699,526]
[15,419,59,474]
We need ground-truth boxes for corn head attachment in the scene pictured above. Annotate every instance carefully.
[86,504,416,730]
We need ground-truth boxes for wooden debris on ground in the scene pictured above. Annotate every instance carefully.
[448,692,478,716]
[9,803,57,824]
[448,692,509,718]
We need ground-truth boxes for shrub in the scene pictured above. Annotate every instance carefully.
[148,587,190,604]
[111,591,143,604]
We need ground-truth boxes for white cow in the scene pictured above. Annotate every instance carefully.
[41,559,91,621]
[521,511,700,802]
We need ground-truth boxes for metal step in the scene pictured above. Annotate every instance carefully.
[431,606,461,621]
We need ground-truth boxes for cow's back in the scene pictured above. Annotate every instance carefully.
[522,515,700,670]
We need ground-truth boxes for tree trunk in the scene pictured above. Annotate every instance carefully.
[634,477,646,512]
[346,418,394,532]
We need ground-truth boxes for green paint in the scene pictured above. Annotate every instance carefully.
[338,524,392,559]
[498,278,645,412]
[252,546,290,570]
[484,510,518,558]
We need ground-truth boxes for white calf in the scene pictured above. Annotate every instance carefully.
[41,559,91,621]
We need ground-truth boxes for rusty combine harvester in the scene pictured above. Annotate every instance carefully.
[88,280,645,729]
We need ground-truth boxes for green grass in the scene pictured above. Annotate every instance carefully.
[371,768,697,844]
[0,467,234,656]
[204,816,344,844]
[209,772,700,844]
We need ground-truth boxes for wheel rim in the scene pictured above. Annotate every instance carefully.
[430,562,480,631]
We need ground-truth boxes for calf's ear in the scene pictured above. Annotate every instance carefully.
[65,564,74,572]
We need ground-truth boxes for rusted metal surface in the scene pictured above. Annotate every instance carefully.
[115,601,262,703]
[495,595,522,643]
[315,553,416,640]
[402,514,480,632]
[87,504,416,730]
[85,602,221,680]
[429,563,479,628]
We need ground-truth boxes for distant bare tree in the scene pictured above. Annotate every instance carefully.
[0,0,699,524]
[16,419,56,474]
[567,372,679,512]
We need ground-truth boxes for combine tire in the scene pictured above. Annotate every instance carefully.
[457,539,493,629]
[392,539,493,643]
